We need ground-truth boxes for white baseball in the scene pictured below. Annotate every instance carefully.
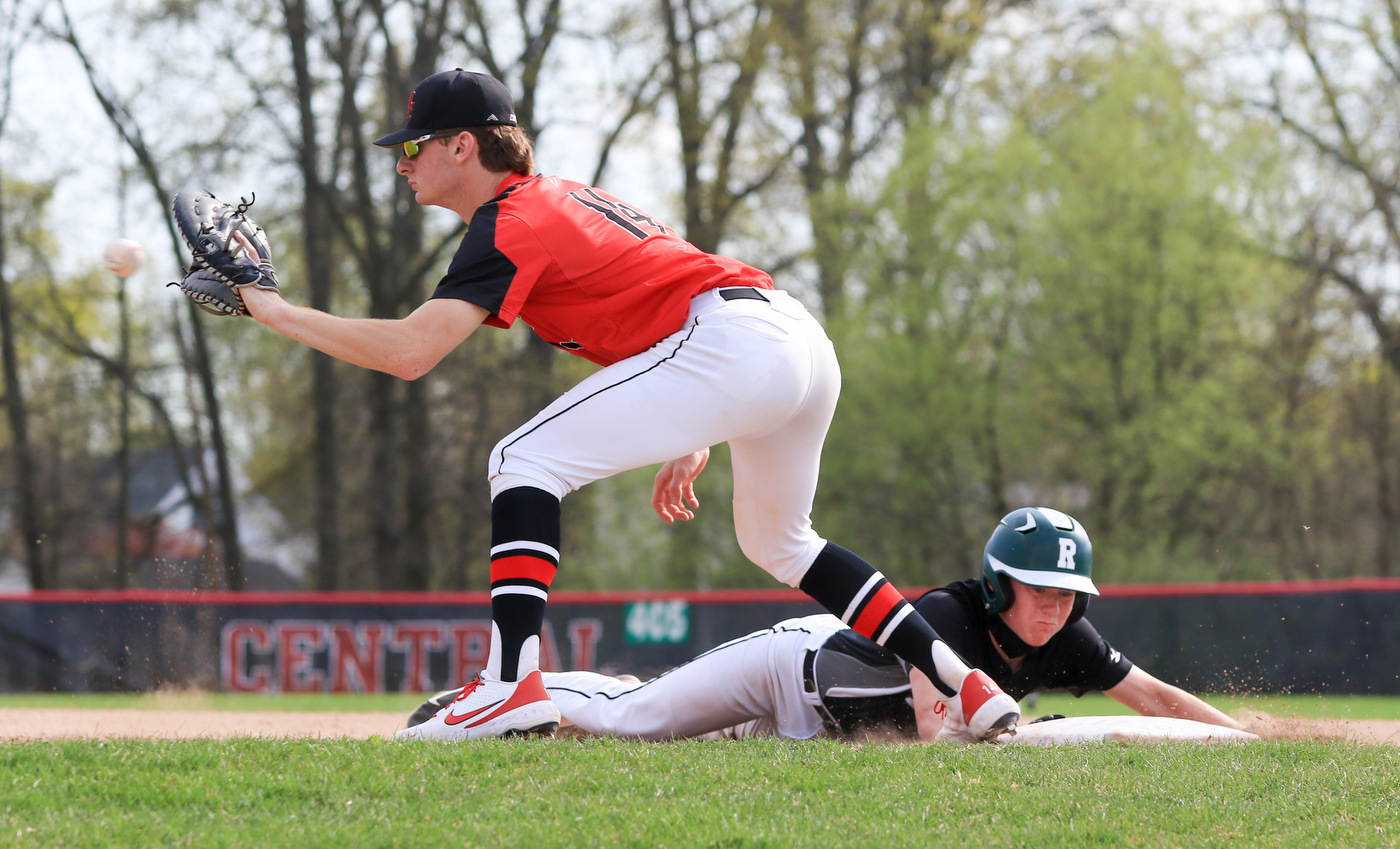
[103,238,147,277]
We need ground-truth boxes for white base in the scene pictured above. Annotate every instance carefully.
[999,715,1258,745]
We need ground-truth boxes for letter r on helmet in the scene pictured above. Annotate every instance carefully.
[1057,538,1077,569]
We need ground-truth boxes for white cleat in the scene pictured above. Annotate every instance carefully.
[395,670,561,741]
[406,687,465,729]
[951,668,1020,740]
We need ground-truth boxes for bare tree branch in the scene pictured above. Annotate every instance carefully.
[46,0,245,586]
[590,58,666,186]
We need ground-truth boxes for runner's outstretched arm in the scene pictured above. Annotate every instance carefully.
[1105,667,1243,729]
[909,668,946,741]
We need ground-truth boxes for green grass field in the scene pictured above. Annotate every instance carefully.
[2,737,1397,848]
[3,694,1397,847]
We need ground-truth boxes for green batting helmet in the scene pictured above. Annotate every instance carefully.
[980,507,1099,625]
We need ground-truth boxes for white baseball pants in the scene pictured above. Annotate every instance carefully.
[542,615,846,740]
[489,288,842,586]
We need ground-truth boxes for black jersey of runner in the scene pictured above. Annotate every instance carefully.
[811,579,1133,735]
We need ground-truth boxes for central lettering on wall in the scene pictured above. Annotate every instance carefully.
[220,617,604,693]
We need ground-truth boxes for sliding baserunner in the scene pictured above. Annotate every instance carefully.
[407,508,1242,742]
[232,68,1018,741]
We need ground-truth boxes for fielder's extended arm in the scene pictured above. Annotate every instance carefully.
[243,285,488,380]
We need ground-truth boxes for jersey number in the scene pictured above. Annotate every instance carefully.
[568,188,669,240]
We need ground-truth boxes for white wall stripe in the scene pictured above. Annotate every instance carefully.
[490,540,561,561]
[841,572,885,624]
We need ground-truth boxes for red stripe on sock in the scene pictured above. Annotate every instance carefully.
[852,583,904,639]
[490,556,557,586]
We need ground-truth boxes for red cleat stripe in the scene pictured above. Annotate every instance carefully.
[469,671,553,727]
[444,699,506,726]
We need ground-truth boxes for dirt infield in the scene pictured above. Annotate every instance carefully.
[1,708,1397,744]
[1239,714,1400,745]
[0,709,406,741]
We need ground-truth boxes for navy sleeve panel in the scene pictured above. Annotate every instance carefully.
[430,200,518,316]
[1047,619,1134,697]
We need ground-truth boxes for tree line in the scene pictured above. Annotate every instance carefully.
[1,0,1398,592]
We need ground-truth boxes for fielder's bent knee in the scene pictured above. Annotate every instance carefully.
[735,526,827,588]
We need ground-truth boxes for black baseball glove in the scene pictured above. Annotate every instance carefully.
[171,267,250,316]
[169,190,279,316]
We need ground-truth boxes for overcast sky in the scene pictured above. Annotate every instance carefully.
[5,0,684,296]
[6,0,1270,297]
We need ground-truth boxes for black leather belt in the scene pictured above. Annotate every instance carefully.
[719,287,770,303]
[802,648,818,694]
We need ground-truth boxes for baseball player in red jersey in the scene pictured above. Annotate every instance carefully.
[236,68,1020,742]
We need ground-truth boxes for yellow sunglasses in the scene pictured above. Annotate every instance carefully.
[403,130,463,158]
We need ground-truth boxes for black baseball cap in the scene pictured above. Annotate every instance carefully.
[373,69,517,147]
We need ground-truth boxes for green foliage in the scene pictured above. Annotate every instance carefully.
[818,34,1341,586]
[19,6,1400,593]
[0,737,1396,847]
[1002,40,1276,580]
[0,176,175,587]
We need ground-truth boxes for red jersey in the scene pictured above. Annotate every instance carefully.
[430,173,774,366]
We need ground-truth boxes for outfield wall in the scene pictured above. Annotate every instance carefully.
[1,579,1397,694]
